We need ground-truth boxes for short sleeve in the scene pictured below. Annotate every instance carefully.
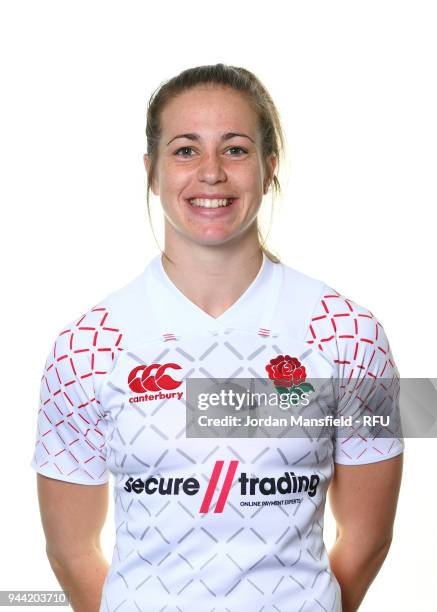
[30,306,123,485]
[306,286,405,465]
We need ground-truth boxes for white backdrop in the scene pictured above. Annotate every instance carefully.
[1,1,436,610]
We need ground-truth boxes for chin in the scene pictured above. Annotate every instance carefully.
[183,229,241,248]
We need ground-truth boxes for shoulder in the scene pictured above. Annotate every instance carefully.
[306,283,380,345]
[304,282,397,377]
[279,260,326,298]
[42,266,152,382]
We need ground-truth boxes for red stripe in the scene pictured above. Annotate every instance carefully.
[353,342,359,360]
[214,460,239,513]
[76,314,87,326]
[321,335,335,342]
[199,460,224,513]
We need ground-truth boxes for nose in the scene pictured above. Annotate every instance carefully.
[197,152,227,184]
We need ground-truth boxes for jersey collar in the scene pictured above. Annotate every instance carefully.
[144,251,283,335]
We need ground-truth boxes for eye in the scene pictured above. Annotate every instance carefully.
[226,146,248,155]
[174,146,195,157]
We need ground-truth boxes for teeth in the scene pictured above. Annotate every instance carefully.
[189,198,233,208]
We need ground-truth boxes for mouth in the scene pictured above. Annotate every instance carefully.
[187,197,236,209]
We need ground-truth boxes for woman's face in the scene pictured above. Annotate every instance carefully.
[144,85,276,248]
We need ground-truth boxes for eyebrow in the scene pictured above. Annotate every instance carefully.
[166,132,255,146]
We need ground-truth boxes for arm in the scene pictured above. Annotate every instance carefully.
[328,453,403,612]
[36,474,110,612]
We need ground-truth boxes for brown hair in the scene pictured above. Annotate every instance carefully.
[145,63,286,263]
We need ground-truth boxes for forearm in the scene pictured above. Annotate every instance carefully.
[329,536,391,612]
[47,547,109,612]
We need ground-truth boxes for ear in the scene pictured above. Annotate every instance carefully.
[263,154,278,195]
[143,153,159,196]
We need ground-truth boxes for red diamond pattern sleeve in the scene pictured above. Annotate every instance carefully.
[30,306,124,484]
[305,285,405,465]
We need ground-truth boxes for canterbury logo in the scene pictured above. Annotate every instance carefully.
[128,363,183,393]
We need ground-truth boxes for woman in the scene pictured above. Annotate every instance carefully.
[31,64,403,612]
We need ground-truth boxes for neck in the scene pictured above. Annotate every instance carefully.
[161,226,265,319]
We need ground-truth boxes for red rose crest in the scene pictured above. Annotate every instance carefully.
[266,355,307,388]
[265,354,314,401]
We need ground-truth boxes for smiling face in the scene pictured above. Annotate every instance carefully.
[144,85,277,250]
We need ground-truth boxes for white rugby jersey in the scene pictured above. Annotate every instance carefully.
[30,253,404,612]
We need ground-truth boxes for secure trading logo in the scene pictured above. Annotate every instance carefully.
[128,362,184,403]
[123,460,321,511]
